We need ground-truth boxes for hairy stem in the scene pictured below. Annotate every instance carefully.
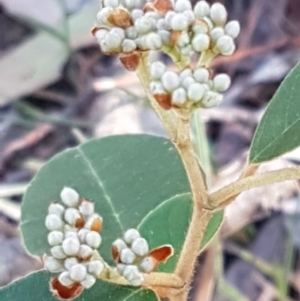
[208,166,300,209]
[143,273,184,288]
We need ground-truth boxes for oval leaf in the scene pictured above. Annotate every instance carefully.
[138,193,223,272]
[21,135,190,264]
[0,271,158,301]
[249,63,300,163]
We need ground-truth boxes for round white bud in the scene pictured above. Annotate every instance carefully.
[177,32,190,48]
[161,71,180,92]
[165,11,176,26]
[96,7,113,24]
[81,274,96,289]
[193,68,210,83]
[78,228,89,243]
[181,76,196,90]
[124,0,141,9]
[150,81,167,95]
[187,83,205,102]
[150,62,166,80]
[58,271,74,287]
[78,200,94,217]
[117,263,126,275]
[123,265,143,286]
[120,248,136,264]
[131,238,149,256]
[44,256,64,273]
[171,88,187,106]
[60,187,79,207]
[123,229,140,245]
[181,44,193,56]
[194,1,210,18]
[48,231,64,246]
[64,257,79,270]
[158,30,171,45]
[95,29,108,44]
[122,39,137,53]
[210,3,227,26]
[171,14,189,31]
[193,23,208,35]
[130,275,144,286]
[45,214,63,231]
[62,237,80,256]
[86,231,102,249]
[88,260,104,276]
[157,19,168,30]
[202,91,223,108]
[135,37,148,50]
[135,17,153,34]
[175,0,192,12]
[139,257,154,273]
[103,0,119,8]
[78,244,93,260]
[192,34,210,52]
[145,33,162,50]
[110,27,125,40]
[225,20,240,39]
[48,203,65,218]
[125,26,138,39]
[105,32,123,51]
[216,35,235,55]
[203,17,214,30]
[211,27,225,42]
[183,10,196,25]
[69,264,87,282]
[65,230,79,240]
[51,246,67,260]
[64,208,82,226]
[113,238,127,252]
[180,69,193,81]
[131,9,144,22]
[213,74,231,92]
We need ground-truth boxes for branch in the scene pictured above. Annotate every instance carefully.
[208,166,300,209]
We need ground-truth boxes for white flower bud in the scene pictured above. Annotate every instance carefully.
[95,29,108,44]
[64,208,82,226]
[194,1,210,18]
[97,7,113,24]
[188,83,205,102]
[100,40,110,53]
[110,27,125,40]
[64,257,79,270]
[78,228,89,243]
[123,265,143,286]
[192,33,210,52]
[165,11,176,26]
[62,237,80,256]
[51,246,67,260]
[193,68,210,83]
[117,263,126,275]
[125,26,138,39]
[150,81,167,95]
[60,187,79,207]
[123,229,140,245]
[171,88,187,106]
[120,248,136,264]
[181,76,196,90]
[175,0,192,12]
[150,62,166,80]
[139,257,155,273]
[213,74,231,92]
[131,9,144,22]
[103,0,119,8]
[181,45,193,56]
[145,33,162,50]
[65,230,79,240]
[45,214,63,231]
[69,264,87,282]
[58,271,74,287]
[157,19,168,30]
[203,17,214,30]
[177,32,190,48]
[48,231,64,246]
[105,32,123,51]
[44,256,64,273]
[171,14,189,31]
[81,274,96,289]
[183,10,196,24]
[131,238,149,256]
[158,30,171,45]
[86,231,102,249]
[210,27,225,42]
[78,244,93,260]
[124,0,142,9]
[88,261,104,276]
[225,20,240,39]
[113,238,127,252]
[48,203,65,218]
[216,35,235,55]
[78,200,94,217]
[193,23,208,34]
[161,71,180,92]
[202,91,223,108]
[122,39,137,53]
[210,3,227,26]
[135,17,153,34]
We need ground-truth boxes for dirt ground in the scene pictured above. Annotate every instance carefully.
[0,0,300,300]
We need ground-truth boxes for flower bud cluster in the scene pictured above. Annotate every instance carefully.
[149,61,231,110]
[44,187,104,291]
[112,229,156,286]
[93,0,240,62]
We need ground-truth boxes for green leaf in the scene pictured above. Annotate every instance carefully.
[249,63,300,163]
[0,271,158,301]
[21,135,190,265]
[138,193,223,272]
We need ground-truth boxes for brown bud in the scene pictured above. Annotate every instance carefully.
[50,278,83,300]
[91,26,99,37]
[171,31,181,45]
[91,217,103,232]
[143,2,155,13]
[107,9,132,28]
[119,52,141,71]
[75,217,85,229]
[152,0,173,13]
[153,94,172,110]
[149,244,174,263]
[111,245,120,262]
